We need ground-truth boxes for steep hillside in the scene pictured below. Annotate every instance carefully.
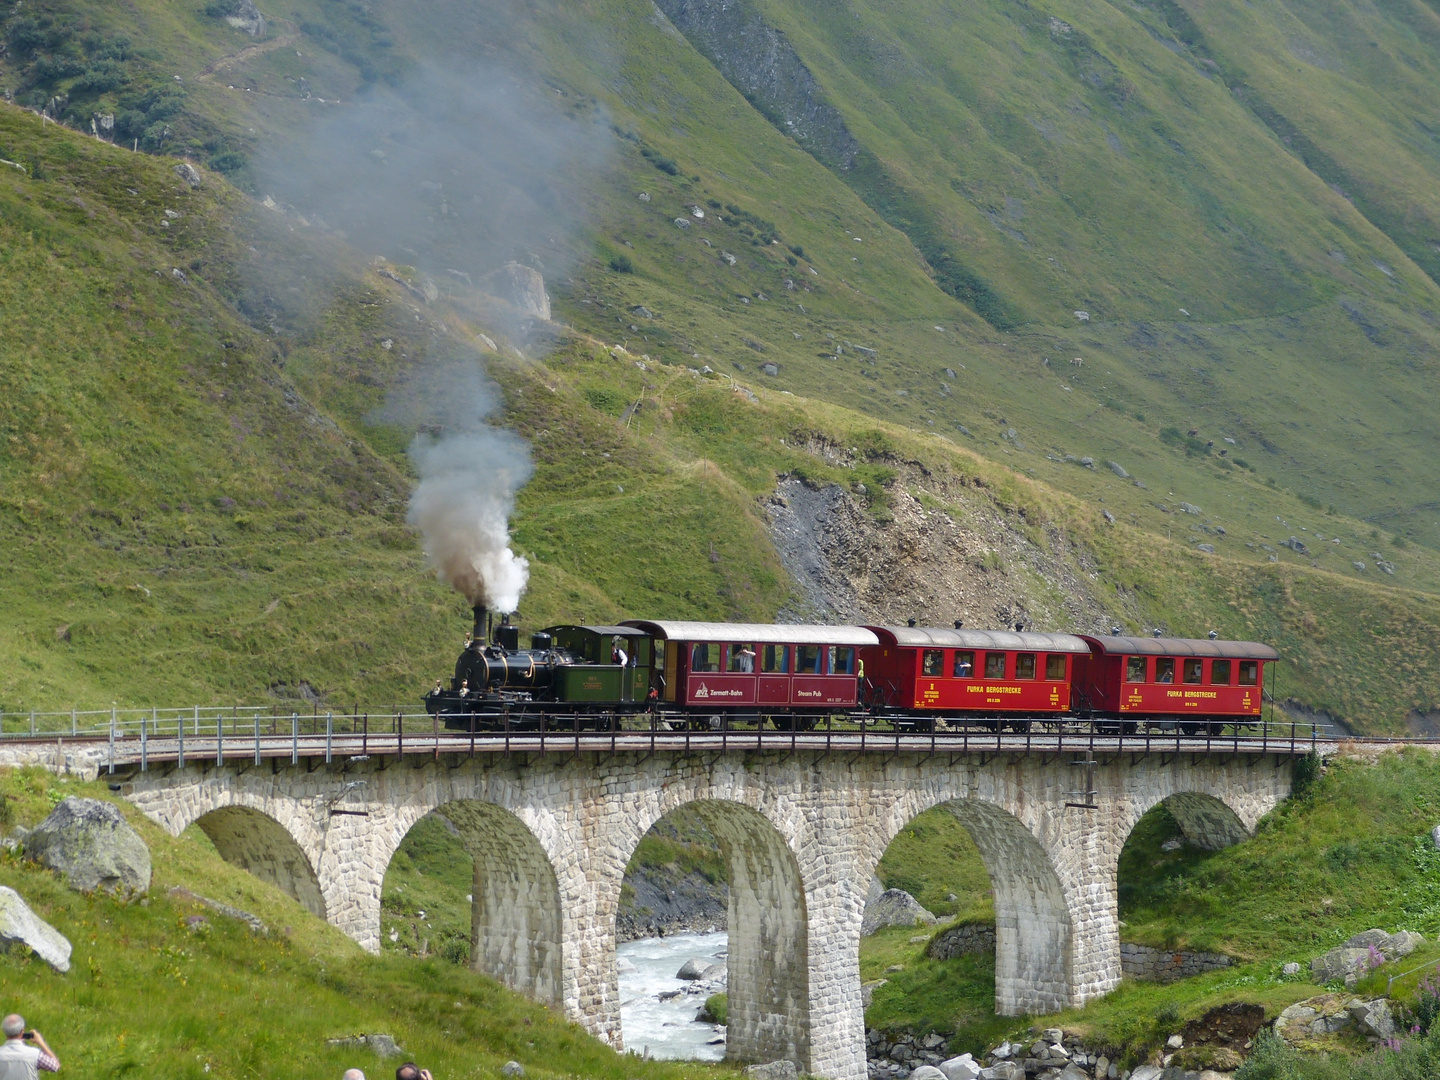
[3,0,1440,551]
[1,101,1440,728]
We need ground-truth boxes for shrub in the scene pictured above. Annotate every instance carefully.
[1292,751,1322,798]
[608,254,633,273]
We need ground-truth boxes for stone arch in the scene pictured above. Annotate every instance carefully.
[193,805,326,919]
[398,800,563,1009]
[624,797,810,1069]
[874,796,1073,1016]
[1158,791,1252,851]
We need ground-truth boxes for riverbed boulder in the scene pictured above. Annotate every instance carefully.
[25,797,150,896]
[978,1065,1023,1080]
[676,958,710,980]
[0,887,71,972]
[938,1053,981,1080]
[907,1067,947,1080]
[862,888,936,936]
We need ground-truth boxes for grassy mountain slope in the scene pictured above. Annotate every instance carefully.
[5,0,1440,551]
[3,0,1440,730]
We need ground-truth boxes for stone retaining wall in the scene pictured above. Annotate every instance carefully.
[1120,942,1232,982]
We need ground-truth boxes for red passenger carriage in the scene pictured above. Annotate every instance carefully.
[622,620,878,727]
[859,626,1091,731]
[1074,635,1278,733]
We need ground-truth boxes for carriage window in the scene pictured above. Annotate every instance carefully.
[1183,659,1203,684]
[922,649,944,677]
[984,652,1007,679]
[1155,657,1175,683]
[1126,656,1148,683]
[761,644,790,673]
[728,644,757,673]
[1046,654,1068,680]
[829,647,856,675]
[1015,653,1037,680]
[691,643,719,673]
[1210,659,1232,685]
[953,650,975,678]
[1238,660,1259,686]
[797,645,823,674]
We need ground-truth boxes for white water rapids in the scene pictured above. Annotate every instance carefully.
[618,930,729,1061]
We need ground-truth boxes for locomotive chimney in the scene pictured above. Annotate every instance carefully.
[471,605,487,644]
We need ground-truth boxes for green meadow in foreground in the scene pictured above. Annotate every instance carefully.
[0,766,738,1080]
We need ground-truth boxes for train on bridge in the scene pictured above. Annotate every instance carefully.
[424,606,1278,737]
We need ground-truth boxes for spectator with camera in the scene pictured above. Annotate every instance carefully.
[0,1014,59,1078]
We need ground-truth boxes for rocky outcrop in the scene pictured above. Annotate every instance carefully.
[25,797,151,896]
[651,0,858,170]
[1277,993,1396,1043]
[1310,928,1422,986]
[0,887,71,972]
[862,889,935,936]
[498,262,550,320]
[1119,943,1232,983]
[766,450,1116,631]
[616,864,728,942]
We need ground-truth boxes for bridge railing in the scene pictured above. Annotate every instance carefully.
[0,705,1334,744]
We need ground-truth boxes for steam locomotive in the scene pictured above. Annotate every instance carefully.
[423,606,1279,734]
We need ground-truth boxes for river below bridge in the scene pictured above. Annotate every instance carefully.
[618,930,728,1061]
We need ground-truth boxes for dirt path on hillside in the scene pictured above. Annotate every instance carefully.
[197,30,299,82]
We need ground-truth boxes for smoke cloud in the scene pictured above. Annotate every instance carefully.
[382,359,534,612]
[255,64,610,326]
[256,57,613,614]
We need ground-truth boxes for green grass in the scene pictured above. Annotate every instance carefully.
[0,766,740,1080]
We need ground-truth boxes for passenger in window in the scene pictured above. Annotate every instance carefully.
[1015,653,1036,679]
[1126,656,1147,683]
[762,645,789,673]
[1155,658,1175,683]
[984,653,1007,679]
[1238,661,1258,686]
[1183,659,1203,684]
[953,651,975,678]
[730,645,756,673]
[1210,659,1232,685]
[1046,655,1067,680]
[922,650,943,677]
[612,641,629,667]
[797,646,821,674]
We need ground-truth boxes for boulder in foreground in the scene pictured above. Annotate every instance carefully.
[25,796,151,896]
[0,886,72,972]
[862,888,936,936]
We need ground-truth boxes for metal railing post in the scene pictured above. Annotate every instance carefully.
[70,708,76,737]
[326,713,333,764]
[194,705,199,738]
[141,709,149,772]
[108,707,115,774]
[255,712,261,766]
[29,709,35,736]
[217,715,223,766]
[291,713,298,765]
[178,711,185,769]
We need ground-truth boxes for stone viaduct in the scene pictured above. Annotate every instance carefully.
[123,747,1292,1080]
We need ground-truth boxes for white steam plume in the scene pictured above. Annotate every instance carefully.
[385,360,534,612]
